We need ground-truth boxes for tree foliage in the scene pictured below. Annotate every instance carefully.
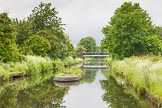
[63,33,75,58]
[28,2,64,36]
[0,2,75,62]
[155,26,162,39]
[78,36,97,52]
[28,2,70,59]
[13,19,32,47]
[145,35,162,55]
[21,35,51,56]
[36,30,69,59]
[75,45,86,57]
[101,2,162,59]
[0,13,20,62]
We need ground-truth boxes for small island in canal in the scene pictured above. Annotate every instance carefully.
[54,75,81,82]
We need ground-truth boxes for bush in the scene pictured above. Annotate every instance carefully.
[25,55,52,75]
[52,59,65,72]
[39,62,53,75]
[20,35,51,56]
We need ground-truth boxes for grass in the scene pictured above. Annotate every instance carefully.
[105,55,162,101]
[0,55,84,81]
[53,57,84,76]
[55,67,84,77]
[54,57,84,76]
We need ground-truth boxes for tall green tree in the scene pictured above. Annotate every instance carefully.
[28,2,64,36]
[0,13,20,62]
[36,30,68,59]
[28,2,67,59]
[78,36,97,52]
[101,2,161,59]
[13,19,32,47]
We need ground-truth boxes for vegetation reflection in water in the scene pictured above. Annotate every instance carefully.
[81,69,97,84]
[101,70,154,108]
[0,67,155,108]
[0,73,68,108]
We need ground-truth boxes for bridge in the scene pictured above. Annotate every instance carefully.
[81,52,109,69]
[82,52,109,57]
[81,65,108,69]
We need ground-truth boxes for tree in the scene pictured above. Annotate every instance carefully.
[75,45,86,57]
[28,2,67,59]
[145,35,162,55]
[0,13,20,62]
[36,30,68,59]
[154,26,162,39]
[13,19,32,47]
[63,33,75,58]
[21,35,51,56]
[28,2,64,36]
[78,36,97,52]
[101,2,161,59]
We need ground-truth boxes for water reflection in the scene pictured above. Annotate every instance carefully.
[16,78,67,108]
[81,69,97,83]
[100,74,153,108]
[100,75,139,108]
[0,60,154,108]
[0,76,68,108]
[62,70,107,108]
[55,81,80,87]
[83,59,105,65]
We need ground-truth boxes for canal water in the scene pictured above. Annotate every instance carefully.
[62,69,107,108]
[0,59,155,108]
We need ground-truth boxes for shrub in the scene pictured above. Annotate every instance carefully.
[20,35,51,56]
[52,59,65,73]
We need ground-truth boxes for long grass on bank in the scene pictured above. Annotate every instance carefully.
[105,56,162,98]
[0,55,84,81]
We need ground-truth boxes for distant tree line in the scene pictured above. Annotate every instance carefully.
[0,2,75,62]
[101,2,162,59]
[75,36,98,56]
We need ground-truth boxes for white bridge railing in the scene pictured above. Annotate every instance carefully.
[83,52,109,57]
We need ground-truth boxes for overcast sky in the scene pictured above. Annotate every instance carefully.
[0,0,162,46]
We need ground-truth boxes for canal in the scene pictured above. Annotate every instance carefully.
[0,59,155,108]
[62,69,107,108]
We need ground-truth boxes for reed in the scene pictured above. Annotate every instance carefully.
[0,55,83,81]
[105,56,162,99]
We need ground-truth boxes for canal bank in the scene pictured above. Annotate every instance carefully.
[105,56,162,107]
[0,55,83,83]
[0,58,156,107]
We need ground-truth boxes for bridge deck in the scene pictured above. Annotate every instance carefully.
[83,52,109,58]
[83,52,108,55]
[83,55,109,57]
[82,65,108,69]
